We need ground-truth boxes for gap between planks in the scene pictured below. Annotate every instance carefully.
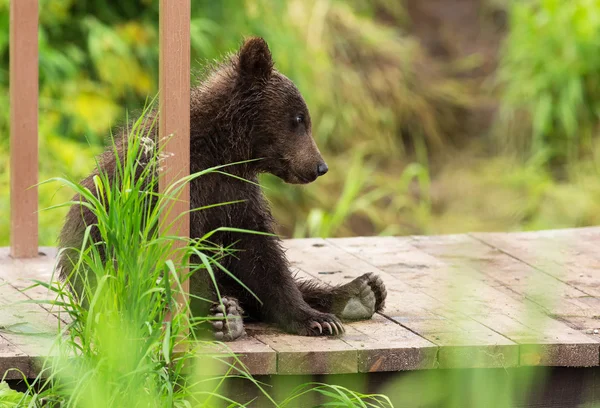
[322,236,599,367]
[286,238,517,369]
[408,234,599,367]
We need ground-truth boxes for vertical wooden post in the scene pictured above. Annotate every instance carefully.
[159,1,191,335]
[9,0,39,259]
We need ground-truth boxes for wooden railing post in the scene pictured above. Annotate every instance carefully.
[9,0,39,259]
[159,1,191,333]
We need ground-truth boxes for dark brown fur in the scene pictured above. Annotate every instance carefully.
[58,37,386,338]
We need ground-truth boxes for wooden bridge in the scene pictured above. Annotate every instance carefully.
[2,227,600,379]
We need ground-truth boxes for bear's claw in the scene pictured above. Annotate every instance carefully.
[304,313,344,336]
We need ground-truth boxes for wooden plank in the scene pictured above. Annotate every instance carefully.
[196,332,277,375]
[9,0,39,258]
[254,330,358,375]
[472,230,600,298]
[0,335,30,380]
[410,234,599,367]
[426,234,600,338]
[225,334,277,375]
[472,227,600,333]
[0,247,59,293]
[0,280,59,353]
[158,0,191,326]
[335,235,599,367]
[517,227,600,273]
[473,230,600,339]
[339,314,438,372]
[569,226,600,245]
[2,228,600,376]
[0,248,64,379]
[292,267,438,372]
[286,238,519,369]
[322,236,443,287]
[0,276,59,379]
[0,247,68,325]
[328,236,599,367]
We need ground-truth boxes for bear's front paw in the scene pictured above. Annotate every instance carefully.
[210,296,246,342]
[298,312,345,337]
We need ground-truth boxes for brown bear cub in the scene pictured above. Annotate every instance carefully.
[58,37,387,341]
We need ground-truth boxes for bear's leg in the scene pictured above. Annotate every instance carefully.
[297,273,387,321]
[210,296,246,341]
[224,235,345,336]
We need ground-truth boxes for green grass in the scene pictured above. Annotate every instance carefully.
[497,0,600,162]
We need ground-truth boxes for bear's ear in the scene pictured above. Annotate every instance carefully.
[238,37,274,84]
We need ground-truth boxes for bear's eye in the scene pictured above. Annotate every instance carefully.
[295,114,305,125]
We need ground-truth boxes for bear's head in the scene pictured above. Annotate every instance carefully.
[235,37,328,184]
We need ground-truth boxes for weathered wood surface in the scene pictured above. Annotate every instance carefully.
[2,228,600,377]
[330,234,597,367]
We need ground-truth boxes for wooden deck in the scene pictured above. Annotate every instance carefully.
[2,227,600,379]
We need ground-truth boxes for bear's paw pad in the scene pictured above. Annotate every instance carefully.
[338,273,387,321]
[210,296,246,342]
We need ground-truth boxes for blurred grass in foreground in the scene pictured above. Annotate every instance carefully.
[0,105,392,407]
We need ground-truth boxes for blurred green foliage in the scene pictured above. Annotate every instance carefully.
[0,0,466,245]
[498,0,600,161]
[2,0,600,247]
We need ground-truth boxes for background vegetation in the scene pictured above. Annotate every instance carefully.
[3,0,600,245]
[2,1,600,406]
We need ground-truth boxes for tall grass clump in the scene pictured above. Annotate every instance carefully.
[16,103,259,407]
[0,104,392,407]
[497,0,600,162]
[0,102,261,406]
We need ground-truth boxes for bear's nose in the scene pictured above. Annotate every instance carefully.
[317,162,328,176]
